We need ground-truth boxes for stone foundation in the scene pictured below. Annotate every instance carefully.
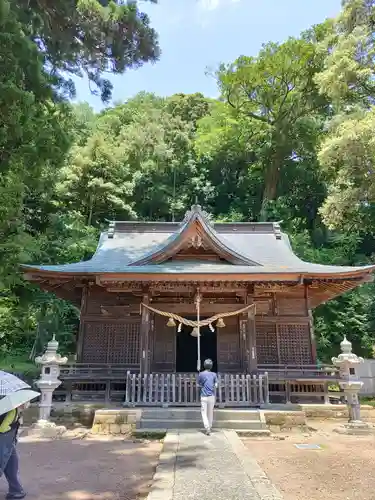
[300,404,375,422]
[261,411,307,432]
[91,409,141,435]
[22,403,375,436]
[23,403,109,429]
[299,404,349,420]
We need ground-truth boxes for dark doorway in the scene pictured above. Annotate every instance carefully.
[176,320,217,372]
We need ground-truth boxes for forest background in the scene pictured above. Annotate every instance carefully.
[1,0,375,372]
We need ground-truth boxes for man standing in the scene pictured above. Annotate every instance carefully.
[198,359,217,435]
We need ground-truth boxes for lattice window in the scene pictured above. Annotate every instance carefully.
[82,323,108,363]
[107,322,140,365]
[256,323,278,364]
[278,324,312,365]
[82,321,140,364]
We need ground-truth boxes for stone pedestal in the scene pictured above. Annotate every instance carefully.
[34,335,68,429]
[332,336,375,435]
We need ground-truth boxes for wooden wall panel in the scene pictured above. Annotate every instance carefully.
[217,317,241,372]
[254,297,273,316]
[152,314,176,372]
[277,295,306,316]
[81,320,140,365]
[85,287,140,315]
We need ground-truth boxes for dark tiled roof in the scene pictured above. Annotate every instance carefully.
[22,206,375,277]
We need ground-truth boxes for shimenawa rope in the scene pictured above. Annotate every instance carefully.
[140,302,256,327]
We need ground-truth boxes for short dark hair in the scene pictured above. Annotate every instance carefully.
[203,359,213,370]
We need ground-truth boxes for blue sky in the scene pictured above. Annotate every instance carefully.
[74,0,342,110]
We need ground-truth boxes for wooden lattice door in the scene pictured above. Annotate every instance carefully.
[81,322,108,363]
[255,323,278,364]
[81,320,140,366]
[278,324,312,365]
[152,314,176,372]
[217,316,241,372]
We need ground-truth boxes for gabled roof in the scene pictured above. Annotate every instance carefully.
[22,205,375,280]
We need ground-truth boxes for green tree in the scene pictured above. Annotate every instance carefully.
[217,38,328,220]
[57,134,136,225]
[315,0,375,232]
[16,0,160,101]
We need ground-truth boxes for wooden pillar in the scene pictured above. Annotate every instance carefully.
[247,294,257,372]
[139,290,150,375]
[305,283,317,364]
[76,285,88,362]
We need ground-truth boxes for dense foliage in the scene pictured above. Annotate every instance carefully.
[1,0,375,365]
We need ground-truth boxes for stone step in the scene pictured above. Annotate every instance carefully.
[236,429,271,437]
[133,428,271,438]
[141,409,261,421]
[138,419,266,430]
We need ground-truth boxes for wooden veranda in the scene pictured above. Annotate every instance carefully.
[56,363,341,406]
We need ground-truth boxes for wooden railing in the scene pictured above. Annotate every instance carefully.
[56,363,341,404]
[258,364,341,404]
[124,372,269,407]
[60,364,134,379]
[257,364,339,379]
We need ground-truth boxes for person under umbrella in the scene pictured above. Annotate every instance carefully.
[0,372,39,499]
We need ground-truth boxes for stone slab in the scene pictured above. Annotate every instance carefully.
[147,429,283,500]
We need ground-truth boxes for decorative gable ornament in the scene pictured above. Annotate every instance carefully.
[181,204,213,227]
[190,234,203,249]
[129,204,260,267]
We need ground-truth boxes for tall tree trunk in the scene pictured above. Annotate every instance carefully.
[87,192,93,226]
[259,151,283,222]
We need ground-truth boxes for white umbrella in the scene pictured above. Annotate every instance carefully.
[0,390,40,416]
[0,371,30,396]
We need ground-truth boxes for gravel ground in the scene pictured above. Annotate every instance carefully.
[0,434,162,500]
[243,420,375,500]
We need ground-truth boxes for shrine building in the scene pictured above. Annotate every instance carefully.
[23,205,375,405]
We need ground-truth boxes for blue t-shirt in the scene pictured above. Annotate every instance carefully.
[198,370,217,397]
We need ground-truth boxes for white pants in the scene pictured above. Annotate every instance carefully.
[201,395,215,430]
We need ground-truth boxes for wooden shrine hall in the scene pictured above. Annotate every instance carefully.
[23,205,375,406]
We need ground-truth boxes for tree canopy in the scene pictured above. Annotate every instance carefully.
[1,0,375,365]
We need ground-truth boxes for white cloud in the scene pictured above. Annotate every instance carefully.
[197,0,240,12]
[198,0,219,10]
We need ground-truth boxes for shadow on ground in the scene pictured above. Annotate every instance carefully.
[0,435,162,500]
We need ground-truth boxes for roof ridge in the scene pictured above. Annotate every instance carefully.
[106,218,282,238]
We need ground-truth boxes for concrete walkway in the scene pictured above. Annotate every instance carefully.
[147,430,284,500]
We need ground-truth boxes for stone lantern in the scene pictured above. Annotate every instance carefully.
[34,335,68,424]
[332,336,372,434]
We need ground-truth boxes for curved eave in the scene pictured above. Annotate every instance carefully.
[128,210,260,267]
[22,264,375,282]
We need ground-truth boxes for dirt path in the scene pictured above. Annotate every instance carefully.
[0,434,162,500]
[244,421,375,500]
